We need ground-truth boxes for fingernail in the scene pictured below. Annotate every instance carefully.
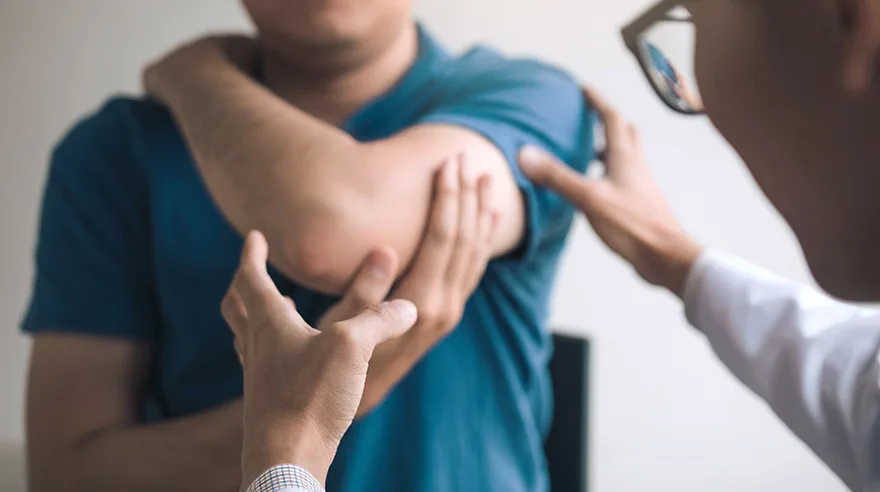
[365,262,388,279]
[389,299,418,324]
[519,146,548,171]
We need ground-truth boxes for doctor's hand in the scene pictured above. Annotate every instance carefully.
[317,155,499,415]
[519,87,702,296]
[221,231,417,490]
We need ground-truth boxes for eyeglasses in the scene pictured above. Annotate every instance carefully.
[622,0,703,115]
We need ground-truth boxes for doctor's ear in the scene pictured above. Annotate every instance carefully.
[838,0,880,93]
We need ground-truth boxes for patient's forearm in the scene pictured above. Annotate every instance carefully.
[155,53,367,287]
[31,401,243,492]
[357,331,444,416]
[152,48,524,293]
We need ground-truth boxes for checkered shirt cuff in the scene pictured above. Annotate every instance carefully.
[246,464,324,492]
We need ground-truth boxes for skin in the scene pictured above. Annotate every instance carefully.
[689,0,880,301]
[37,0,880,490]
[519,89,703,298]
[28,1,509,489]
[142,9,524,295]
[228,158,497,489]
[514,2,880,486]
[525,0,880,303]
[207,0,880,487]
[26,162,494,491]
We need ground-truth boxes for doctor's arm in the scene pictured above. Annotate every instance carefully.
[519,88,880,490]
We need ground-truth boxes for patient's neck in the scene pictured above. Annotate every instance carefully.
[259,22,419,126]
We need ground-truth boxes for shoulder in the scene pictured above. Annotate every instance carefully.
[425,46,591,165]
[433,46,582,111]
[46,95,178,214]
[50,96,174,179]
[57,96,168,144]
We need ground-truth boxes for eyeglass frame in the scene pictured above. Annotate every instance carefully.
[621,0,702,115]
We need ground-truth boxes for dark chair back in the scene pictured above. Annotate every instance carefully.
[544,332,590,492]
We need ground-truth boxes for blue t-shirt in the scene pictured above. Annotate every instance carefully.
[23,27,592,492]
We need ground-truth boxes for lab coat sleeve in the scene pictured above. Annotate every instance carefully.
[683,250,880,490]
[246,464,324,492]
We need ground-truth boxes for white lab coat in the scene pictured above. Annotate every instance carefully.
[684,250,880,491]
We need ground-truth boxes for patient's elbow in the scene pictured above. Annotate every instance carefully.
[276,201,369,295]
[280,238,349,295]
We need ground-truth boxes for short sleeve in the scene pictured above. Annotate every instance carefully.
[21,98,159,340]
[417,49,595,261]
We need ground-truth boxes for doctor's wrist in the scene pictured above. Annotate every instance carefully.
[241,418,335,491]
[637,231,703,297]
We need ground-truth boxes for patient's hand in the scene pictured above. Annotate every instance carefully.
[143,34,256,103]
[318,155,500,414]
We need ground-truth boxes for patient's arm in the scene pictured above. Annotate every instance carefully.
[315,158,499,415]
[145,38,525,294]
[27,335,243,492]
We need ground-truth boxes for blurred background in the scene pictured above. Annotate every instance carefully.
[0,0,846,490]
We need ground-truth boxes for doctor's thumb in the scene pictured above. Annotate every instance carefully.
[519,145,600,211]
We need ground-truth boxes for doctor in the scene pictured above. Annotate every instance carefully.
[519,0,880,490]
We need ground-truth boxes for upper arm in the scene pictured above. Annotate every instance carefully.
[22,98,158,338]
[22,100,158,464]
[297,58,592,291]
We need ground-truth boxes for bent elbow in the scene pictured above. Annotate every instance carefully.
[280,236,351,295]
[276,199,372,295]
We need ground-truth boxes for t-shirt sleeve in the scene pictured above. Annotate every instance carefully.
[21,99,159,340]
[417,53,595,261]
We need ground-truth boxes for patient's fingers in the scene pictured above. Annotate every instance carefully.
[445,156,480,287]
[405,157,460,284]
[465,175,499,291]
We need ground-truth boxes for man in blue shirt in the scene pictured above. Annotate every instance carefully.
[22,2,591,491]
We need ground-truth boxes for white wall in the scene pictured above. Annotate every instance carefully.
[0,0,846,491]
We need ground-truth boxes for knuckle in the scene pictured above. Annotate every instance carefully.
[328,322,364,354]
[460,174,478,192]
[445,305,464,329]
[416,302,442,326]
[456,228,476,248]
[436,178,459,197]
[367,302,393,323]
[472,247,492,268]
[418,301,461,337]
